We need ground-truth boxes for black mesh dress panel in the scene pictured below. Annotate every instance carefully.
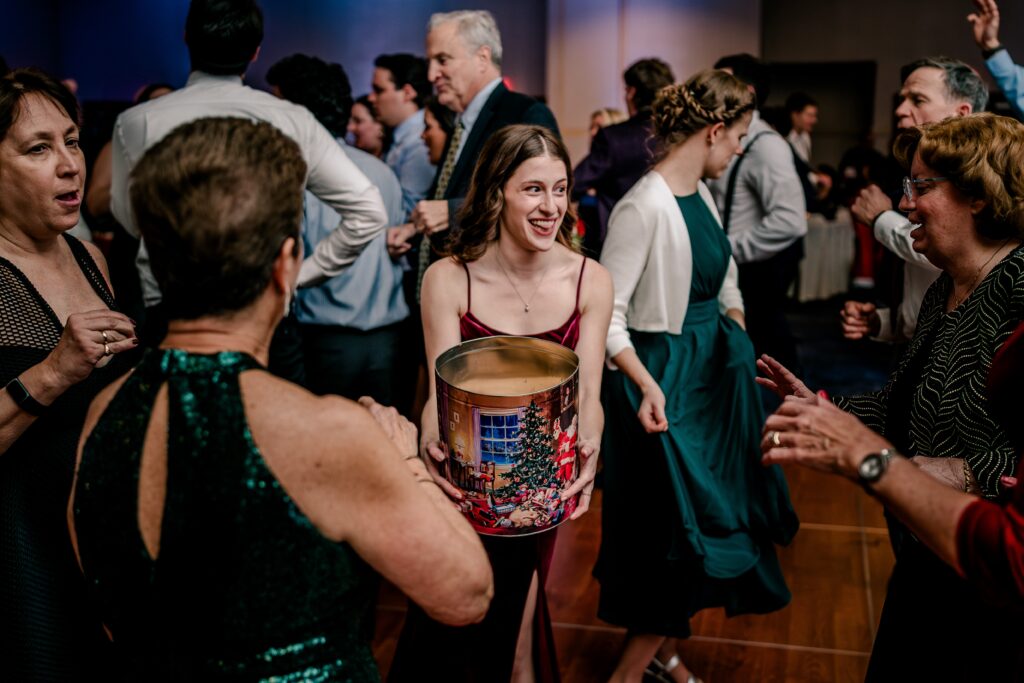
[0,235,131,680]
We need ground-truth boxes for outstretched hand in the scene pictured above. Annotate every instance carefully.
[761,395,891,479]
[968,0,1001,51]
[755,354,814,400]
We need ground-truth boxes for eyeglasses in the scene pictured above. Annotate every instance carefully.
[902,176,948,203]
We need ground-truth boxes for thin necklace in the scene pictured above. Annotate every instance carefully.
[951,238,1012,309]
[495,249,550,313]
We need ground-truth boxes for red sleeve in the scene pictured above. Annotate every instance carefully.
[956,492,1024,607]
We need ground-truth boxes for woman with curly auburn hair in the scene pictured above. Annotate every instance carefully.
[760,112,1024,682]
[390,123,614,682]
[595,70,798,683]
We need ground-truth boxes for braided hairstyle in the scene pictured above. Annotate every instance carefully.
[652,69,754,152]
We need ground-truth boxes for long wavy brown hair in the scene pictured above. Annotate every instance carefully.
[444,124,578,263]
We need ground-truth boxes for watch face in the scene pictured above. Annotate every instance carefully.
[859,454,883,481]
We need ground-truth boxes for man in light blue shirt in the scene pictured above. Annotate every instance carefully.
[370,54,436,219]
[268,54,407,404]
[969,0,1024,118]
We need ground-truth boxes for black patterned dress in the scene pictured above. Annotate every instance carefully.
[0,235,132,680]
[835,244,1024,682]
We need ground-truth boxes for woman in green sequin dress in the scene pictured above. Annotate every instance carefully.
[66,118,492,681]
[596,72,798,683]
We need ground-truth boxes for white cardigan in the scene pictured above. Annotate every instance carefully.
[601,171,745,360]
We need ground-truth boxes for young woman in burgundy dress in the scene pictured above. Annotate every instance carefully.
[389,124,613,682]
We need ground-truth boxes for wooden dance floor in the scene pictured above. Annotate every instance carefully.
[371,469,894,682]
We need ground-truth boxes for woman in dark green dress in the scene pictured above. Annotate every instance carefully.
[67,118,492,680]
[596,72,798,683]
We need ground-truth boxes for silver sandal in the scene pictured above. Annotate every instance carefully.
[643,654,704,683]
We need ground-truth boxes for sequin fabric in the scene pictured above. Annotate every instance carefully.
[73,348,380,681]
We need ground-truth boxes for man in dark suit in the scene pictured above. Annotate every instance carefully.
[572,58,674,257]
[408,9,559,294]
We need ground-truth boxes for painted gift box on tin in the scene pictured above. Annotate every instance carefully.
[435,336,579,536]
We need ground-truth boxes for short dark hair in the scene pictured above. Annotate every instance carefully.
[135,82,175,104]
[130,118,307,320]
[185,0,263,76]
[785,92,817,115]
[714,53,770,108]
[623,58,675,112]
[374,53,431,108]
[899,56,989,113]
[266,54,352,137]
[0,68,80,143]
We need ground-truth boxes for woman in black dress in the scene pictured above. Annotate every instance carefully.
[0,68,138,679]
[760,113,1024,681]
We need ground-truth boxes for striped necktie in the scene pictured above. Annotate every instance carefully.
[417,119,464,302]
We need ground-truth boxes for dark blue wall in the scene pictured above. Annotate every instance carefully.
[2,0,547,103]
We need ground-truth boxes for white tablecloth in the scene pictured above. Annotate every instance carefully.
[797,207,855,302]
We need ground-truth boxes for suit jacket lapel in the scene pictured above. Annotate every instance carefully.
[446,83,506,198]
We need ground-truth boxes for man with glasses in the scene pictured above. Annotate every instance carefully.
[842,57,987,342]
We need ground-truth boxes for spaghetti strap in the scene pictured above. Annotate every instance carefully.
[462,262,472,313]
[574,256,588,308]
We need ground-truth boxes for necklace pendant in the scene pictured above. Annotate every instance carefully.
[524,304,530,313]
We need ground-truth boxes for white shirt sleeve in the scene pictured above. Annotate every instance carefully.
[297,120,388,287]
[872,211,938,270]
[109,116,139,238]
[601,201,653,360]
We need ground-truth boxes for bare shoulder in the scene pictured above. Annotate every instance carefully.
[579,256,613,307]
[239,370,371,441]
[423,257,469,311]
[424,257,465,285]
[78,238,113,284]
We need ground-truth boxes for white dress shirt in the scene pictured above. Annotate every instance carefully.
[110,71,387,306]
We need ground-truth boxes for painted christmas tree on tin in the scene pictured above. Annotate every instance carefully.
[496,400,557,498]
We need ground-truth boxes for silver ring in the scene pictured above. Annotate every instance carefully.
[103,342,111,356]
[101,330,109,342]
[770,431,782,447]
[823,437,832,450]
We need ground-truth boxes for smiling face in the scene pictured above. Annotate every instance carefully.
[426,20,493,113]
[499,154,568,252]
[421,107,447,165]
[898,151,977,267]
[347,102,384,157]
[0,93,85,240]
[703,112,752,180]
[895,67,969,129]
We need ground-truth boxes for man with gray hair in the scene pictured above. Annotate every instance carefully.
[404,9,558,299]
[842,56,988,342]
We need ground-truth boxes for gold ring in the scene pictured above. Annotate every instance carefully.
[101,330,109,342]
[103,342,111,356]
[770,431,782,447]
